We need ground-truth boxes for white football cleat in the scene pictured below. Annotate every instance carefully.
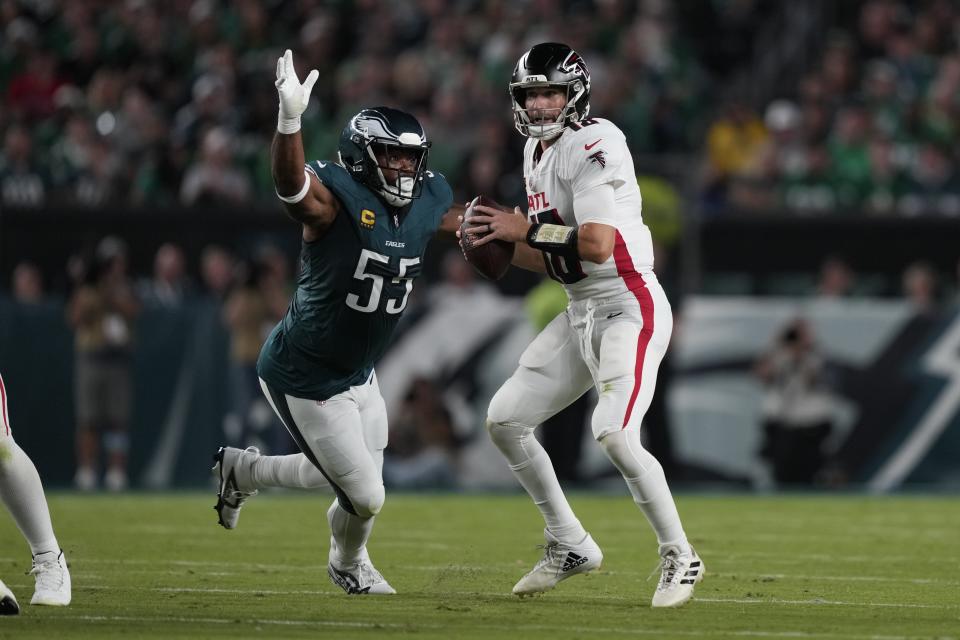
[212,446,259,530]
[512,529,603,596]
[30,550,71,606]
[0,579,20,615]
[651,544,704,608]
[327,560,397,595]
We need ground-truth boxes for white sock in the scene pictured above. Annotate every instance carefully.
[0,440,60,556]
[251,454,329,490]
[599,429,689,554]
[327,500,374,566]
[487,421,586,544]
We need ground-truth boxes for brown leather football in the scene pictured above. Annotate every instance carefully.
[459,195,516,281]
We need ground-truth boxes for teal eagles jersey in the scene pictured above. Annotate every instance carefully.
[257,160,453,401]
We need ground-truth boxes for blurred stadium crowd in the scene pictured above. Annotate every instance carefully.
[1,0,954,215]
[0,0,708,209]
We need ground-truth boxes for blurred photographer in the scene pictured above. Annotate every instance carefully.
[754,318,836,486]
[67,237,140,491]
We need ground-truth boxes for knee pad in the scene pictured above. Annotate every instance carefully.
[486,376,528,428]
[486,419,543,472]
[598,429,660,480]
[486,418,531,449]
[345,483,385,518]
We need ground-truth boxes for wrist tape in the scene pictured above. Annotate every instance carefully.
[526,223,579,261]
[277,114,302,135]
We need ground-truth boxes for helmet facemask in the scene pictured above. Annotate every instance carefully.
[366,135,429,207]
[510,80,588,139]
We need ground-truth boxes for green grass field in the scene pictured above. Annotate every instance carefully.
[0,492,957,639]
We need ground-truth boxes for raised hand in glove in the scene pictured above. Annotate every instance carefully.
[275,49,319,134]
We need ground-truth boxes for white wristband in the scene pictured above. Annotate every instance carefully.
[276,168,311,203]
[277,114,301,134]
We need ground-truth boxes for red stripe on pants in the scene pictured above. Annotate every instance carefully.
[613,232,655,428]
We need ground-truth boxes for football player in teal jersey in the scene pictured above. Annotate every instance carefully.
[212,50,464,595]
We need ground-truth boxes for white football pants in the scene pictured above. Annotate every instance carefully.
[487,274,690,551]
[489,274,673,438]
[258,373,388,566]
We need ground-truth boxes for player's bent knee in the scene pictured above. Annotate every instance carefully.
[598,429,660,479]
[485,418,508,446]
[486,391,511,428]
[486,418,525,447]
[486,374,532,427]
[349,485,385,518]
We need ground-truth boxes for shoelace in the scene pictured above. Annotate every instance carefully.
[226,488,257,500]
[531,541,565,575]
[647,554,680,590]
[29,559,65,591]
[339,561,384,588]
[358,562,385,585]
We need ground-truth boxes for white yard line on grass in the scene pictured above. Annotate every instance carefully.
[711,551,939,563]
[730,573,960,586]
[5,556,957,587]
[43,614,959,640]
[4,582,955,611]
[697,596,955,609]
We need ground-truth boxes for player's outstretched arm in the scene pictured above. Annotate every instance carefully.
[272,49,339,240]
[437,202,467,240]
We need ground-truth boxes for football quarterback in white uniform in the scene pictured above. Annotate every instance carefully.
[462,42,703,607]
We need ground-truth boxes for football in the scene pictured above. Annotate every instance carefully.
[459,195,516,281]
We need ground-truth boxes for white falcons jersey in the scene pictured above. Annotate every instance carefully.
[523,117,654,301]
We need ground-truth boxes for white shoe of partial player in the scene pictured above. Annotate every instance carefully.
[650,545,704,608]
[104,467,128,492]
[0,579,20,615]
[30,550,71,606]
[74,466,97,491]
[512,529,603,596]
[212,446,259,529]
[327,560,397,595]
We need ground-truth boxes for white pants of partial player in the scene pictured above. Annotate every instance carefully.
[487,273,690,552]
[256,373,387,567]
[0,373,62,558]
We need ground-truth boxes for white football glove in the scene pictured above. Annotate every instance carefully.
[275,49,319,134]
